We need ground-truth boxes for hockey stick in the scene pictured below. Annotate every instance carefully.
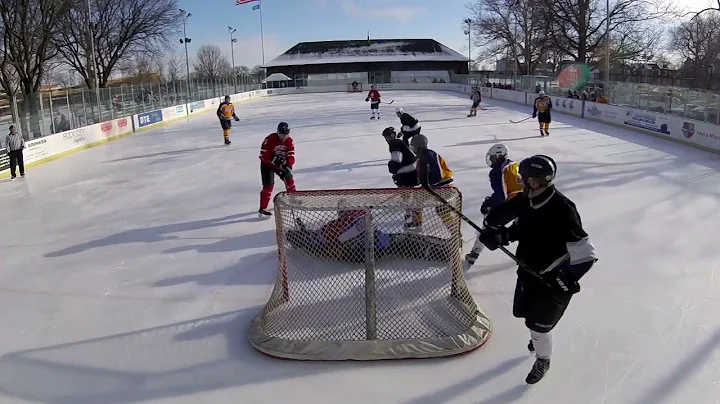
[381,100,395,105]
[419,183,551,287]
[509,116,533,124]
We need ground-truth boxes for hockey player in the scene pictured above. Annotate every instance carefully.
[532,91,552,137]
[383,127,420,230]
[382,127,417,188]
[468,88,482,117]
[410,134,456,232]
[365,84,382,120]
[465,143,522,266]
[217,95,240,145]
[287,202,456,263]
[258,122,297,217]
[395,108,421,145]
[478,154,597,384]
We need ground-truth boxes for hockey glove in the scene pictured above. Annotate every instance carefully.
[388,160,401,174]
[478,226,513,251]
[234,117,240,121]
[552,270,581,294]
[365,97,370,102]
[480,196,492,215]
[532,113,537,118]
[278,165,293,180]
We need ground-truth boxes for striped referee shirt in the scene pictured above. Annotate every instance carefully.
[5,132,24,152]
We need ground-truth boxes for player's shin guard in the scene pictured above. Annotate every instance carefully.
[260,184,274,210]
[530,330,552,359]
[223,128,230,142]
[284,177,297,192]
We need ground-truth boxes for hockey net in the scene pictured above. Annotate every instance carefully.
[248,187,492,361]
[348,82,363,92]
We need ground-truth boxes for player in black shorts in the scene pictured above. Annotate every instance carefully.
[479,154,597,384]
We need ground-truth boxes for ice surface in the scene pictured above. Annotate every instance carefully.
[1,90,719,404]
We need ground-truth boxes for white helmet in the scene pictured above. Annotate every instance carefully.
[538,90,545,97]
[395,107,404,117]
[486,143,509,167]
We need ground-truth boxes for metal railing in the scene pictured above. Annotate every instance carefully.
[0,76,263,147]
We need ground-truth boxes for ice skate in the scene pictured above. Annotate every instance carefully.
[225,139,232,145]
[544,129,550,136]
[465,250,479,265]
[527,340,534,352]
[525,358,550,384]
[370,116,376,120]
[258,208,272,218]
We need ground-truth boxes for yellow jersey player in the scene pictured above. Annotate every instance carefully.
[532,90,552,137]
[410,134,456,233]
[217,95,240,145]
[466,143,522,265]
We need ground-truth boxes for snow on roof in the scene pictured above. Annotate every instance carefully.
[263,39,467,68]
[262,73,292,83]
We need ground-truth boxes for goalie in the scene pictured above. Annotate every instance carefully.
[286,201,456,263]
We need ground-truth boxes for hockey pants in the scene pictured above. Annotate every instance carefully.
[260,163,296,210]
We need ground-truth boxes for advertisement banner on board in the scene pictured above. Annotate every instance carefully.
[623,109,670,135]
[674,119,720,150]
[189,100,206,113]
[552,97,583,117]
[0,150,8,172]
[137,110,163,128]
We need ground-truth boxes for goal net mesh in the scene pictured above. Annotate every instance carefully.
[248,187,492,360]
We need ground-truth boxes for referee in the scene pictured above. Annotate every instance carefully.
[5,125,25,180]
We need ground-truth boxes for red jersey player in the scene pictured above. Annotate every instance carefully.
[258,122,297,217]
[365,84,381,120]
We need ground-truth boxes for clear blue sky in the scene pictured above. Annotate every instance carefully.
[175,0,472,69]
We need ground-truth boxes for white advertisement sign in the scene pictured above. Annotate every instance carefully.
[551,96,583,117]
[674,119,720,150]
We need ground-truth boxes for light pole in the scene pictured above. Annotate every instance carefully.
[464,18,473,78]
[605,0,610,97]
[229,27,237,93]
[86,0,101,119]
[179,9,192,101]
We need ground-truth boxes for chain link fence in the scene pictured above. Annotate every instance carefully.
[0,76,263,146]
[455,73,720,126]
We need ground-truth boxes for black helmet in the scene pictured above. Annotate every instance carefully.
[224,95,231,102]
[519,155,556,184]
[277,122,290,135]
[382,127,398,139]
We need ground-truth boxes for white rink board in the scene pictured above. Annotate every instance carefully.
[0,90,719,404]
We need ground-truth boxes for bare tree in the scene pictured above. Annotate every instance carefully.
[0,0,72,138]
[467,0,551,75]
[54,0,181,89]
[164,52,184,82]
[669,12,720,86]
[546,0,670,65]
[193,45,229,81]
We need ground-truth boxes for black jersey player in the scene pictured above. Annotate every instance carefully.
[395,108,421,145]
[478,154,597,384]
[382,127,417,188]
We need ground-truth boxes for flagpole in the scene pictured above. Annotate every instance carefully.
[259,0,265,65]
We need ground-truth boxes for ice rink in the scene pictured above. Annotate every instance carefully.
[1,90,719,404]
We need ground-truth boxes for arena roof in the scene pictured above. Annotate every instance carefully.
[263,39,467,68]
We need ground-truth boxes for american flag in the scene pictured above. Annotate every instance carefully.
[236,0,258,4]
